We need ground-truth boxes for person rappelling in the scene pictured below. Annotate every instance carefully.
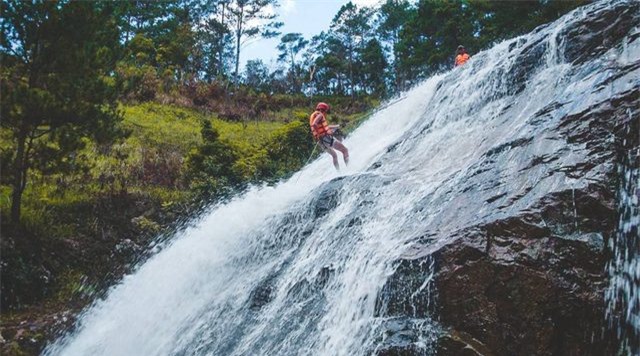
[309,102,349,170]
[455,45,470,67]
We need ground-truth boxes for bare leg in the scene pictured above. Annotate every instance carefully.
[333,140,349,166]
[324,146,340,170]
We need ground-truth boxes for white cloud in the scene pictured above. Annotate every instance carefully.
[282,0,296,14]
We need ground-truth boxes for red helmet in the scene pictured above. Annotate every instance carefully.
[316,102,330,112]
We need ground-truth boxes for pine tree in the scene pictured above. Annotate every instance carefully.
[277,33,308,93]
[225,0,282,83]
[1,0,122,224]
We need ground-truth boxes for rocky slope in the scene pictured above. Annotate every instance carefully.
[374,2,639,355]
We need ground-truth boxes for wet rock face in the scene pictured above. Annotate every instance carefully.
[560,0,639,65]
[372,2,640,352]
[378,91,637,354]
[374,318,437,356]
[433,229,610,355]
[376,101,636,354]
[379,187,617,355]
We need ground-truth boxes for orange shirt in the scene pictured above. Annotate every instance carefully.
[455,53,470,67]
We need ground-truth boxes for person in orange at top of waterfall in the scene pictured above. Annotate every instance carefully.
[309,102,349,170]
[455,45,470,67]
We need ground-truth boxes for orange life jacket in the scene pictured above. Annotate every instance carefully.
[309,111,330,139]
[455,53,470,67]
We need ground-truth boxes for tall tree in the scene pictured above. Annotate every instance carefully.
[1,0,122,224]
[360,38,388,97]
[329,2,372,97]
[197,10,232,80]
[377,0,412,91]
[112,0,179,45]
[307,32,349,96]
[243,59,270,91]
[226,0,282,83]
[276,33,308,93]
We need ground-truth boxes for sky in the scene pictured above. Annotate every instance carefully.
[241,0,381,71]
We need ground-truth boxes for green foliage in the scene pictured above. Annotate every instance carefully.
[360,39,388,97]
[121,103,203,152]
[185,121,242,200]
[1,0,122,223]
[258,120,315,180]
[277,33,308,93]
[52,269,97,306]
[116,63,160,102]
[244,60,271,92]
[226,0,283,81]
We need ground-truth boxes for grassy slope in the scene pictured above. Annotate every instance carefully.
[1,101,370,241]
[1,103,296,232]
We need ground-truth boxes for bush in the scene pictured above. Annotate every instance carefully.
[116,64,159,102]
[184,121,243,200]
[258,120,315,180]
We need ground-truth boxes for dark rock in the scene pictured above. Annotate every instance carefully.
[287,278,313,301]
[315,265,334,289]
[376,342,424,356]
[484,137,533,158]
[506,37,548,95]
[437,329,494,356]
[560,1,640,65]
[248,276,276,310]
[380,174,624,354]
[310,177,347,218]
[386,196,615,355]
[310,173,393,219]
[373,317,437,356]
[376,258,435,318]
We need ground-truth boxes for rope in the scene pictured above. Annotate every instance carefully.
[295,142,319,184]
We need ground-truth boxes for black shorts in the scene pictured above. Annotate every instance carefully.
[318,135,335,149]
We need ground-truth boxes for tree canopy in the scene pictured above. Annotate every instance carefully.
[1,0,122,223]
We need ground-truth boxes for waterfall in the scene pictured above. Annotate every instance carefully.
[45,1,639,355]
[606,109,639,353]
[44,71,445,356]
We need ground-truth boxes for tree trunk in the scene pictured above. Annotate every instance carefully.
[235,35,241,82]
[290,49,298,93]
[11,129,28,224]
[348,41,354,98]
[234,6,244,84]
[393,34,401,91]
[218,2,226,77]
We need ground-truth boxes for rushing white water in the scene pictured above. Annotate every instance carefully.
[46,1,639,355]
[45,73,442,356]
[606,111,640,354]
[604,5,640,353]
